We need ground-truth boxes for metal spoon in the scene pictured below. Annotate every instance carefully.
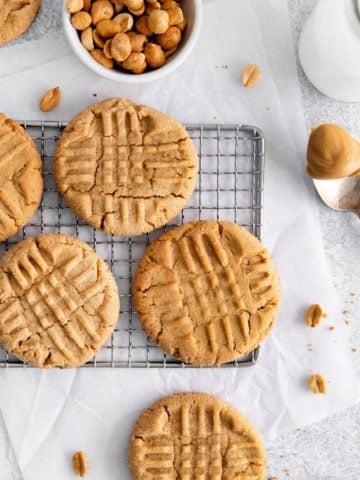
[313,177,360,217]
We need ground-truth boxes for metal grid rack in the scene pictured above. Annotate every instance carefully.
[0,121,264,368]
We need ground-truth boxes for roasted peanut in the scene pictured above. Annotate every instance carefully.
[122,51,147,73]
[166,5,183,25]
[91,48,114,67]
[81,27,94,50]
[242,64,261,88]
[103,38,113,57]
[93,29,105,47]
[148,9,169,33]
[127,31,147,52]
[308,373,327,394]
[305,304,325,328]
[145,1,161,14]
[39,86,61,112]
[66,0,84,14]
[96,18,122,37]
[156,25,181,50]
[71,11,92,30]
[124,0,144,9]
[70,0,186,73]
[111,32,131,61]
[83,0,91,11]
[113,12,133,31]
[72,451,89,477]
[111,0,125,12]
[135,15,152,35]
[144,42,165,68]
[129,3,146,15]
[91,0,114,24]
[177,17,187,31]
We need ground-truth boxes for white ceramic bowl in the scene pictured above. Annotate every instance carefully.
[63,0,202,84]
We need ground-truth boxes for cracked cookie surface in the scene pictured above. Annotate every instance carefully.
[54,98,198,236]
[0,0,41,45]
[133,221,280,365]
[129,392,266,480]
[0,234,120,368]
[0,113,43,241]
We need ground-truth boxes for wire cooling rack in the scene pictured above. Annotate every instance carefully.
[0,121,264,368]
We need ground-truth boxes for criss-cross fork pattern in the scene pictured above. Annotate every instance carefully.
[133,402,264,480]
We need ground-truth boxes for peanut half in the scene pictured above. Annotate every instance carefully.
[308,373,327,394]
[305,303,325,328]
[242,63,261,88]
[72,451,89,477]
[39,86,61,112]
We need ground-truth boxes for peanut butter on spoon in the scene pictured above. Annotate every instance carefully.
[306,124,360,179]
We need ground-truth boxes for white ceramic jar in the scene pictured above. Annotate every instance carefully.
[299,0,360,102]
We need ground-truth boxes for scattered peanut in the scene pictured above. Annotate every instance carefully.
[72,451,89,477]
[39,86,61,112]
[308,373,327,394]
[305,303,325,328]
[68,0,187,73]
[242,64,261,88]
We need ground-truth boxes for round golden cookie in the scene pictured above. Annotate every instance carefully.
[54,98,198,236]
[133,220,280,365]
[129,392,267,480]
[0,113,43,241]
[0,234,120,368]
[0,0,41,45]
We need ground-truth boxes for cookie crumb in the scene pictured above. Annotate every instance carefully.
[352,347,358,352]
[283,468,291,476]
[342,310,349,314]
[329,326,335,331]
[308,373,327,394]
[92,93,98,97]
[268,477,278,480]
[350,292,356,296]
[72,451,89,477]
[345,319,350,325]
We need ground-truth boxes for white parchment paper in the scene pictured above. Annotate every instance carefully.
[0,0,359,478]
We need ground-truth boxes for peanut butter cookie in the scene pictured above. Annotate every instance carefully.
[129,392,267,480]
[54,98,198,236]
[0,234,119,368]
[0,0,41,45]
[133,220,280,365]
[0,113,43,241]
